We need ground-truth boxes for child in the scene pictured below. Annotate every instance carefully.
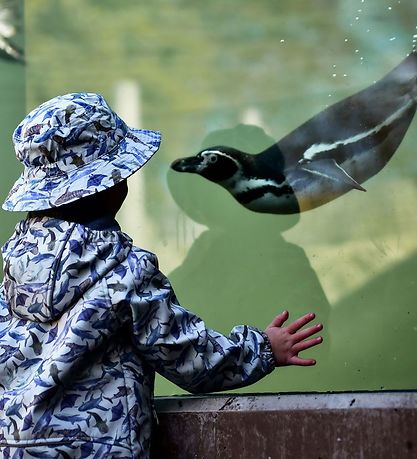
[0,93,323,458]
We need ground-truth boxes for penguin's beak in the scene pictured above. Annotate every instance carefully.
[171,156,204,173]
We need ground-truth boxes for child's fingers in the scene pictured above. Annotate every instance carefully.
[286,312,316,334]
[293,323,323,342]
[268,310,289,328]
[293,336,323,353]
[288,355,316,366]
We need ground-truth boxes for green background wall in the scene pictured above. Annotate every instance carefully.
[1,0,416,394]
[0,0,25,267]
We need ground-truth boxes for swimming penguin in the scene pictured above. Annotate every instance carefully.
[172,50,417,214]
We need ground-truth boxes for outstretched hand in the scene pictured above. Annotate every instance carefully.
[265,310,323,367]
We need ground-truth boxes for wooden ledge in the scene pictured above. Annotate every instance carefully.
[152,391,417,458]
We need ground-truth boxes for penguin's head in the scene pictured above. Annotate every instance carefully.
[171,146,242,183]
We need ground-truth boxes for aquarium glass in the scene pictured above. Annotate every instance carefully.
[1,0,416,394]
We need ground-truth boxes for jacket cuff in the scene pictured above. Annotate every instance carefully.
[259,330,277,371]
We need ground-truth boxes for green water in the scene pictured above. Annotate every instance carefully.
[1,0,416,394]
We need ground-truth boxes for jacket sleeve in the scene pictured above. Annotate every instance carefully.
[126,250,276,394]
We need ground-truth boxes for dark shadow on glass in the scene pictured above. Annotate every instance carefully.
[167,125,330,392]
[171,51,417,214]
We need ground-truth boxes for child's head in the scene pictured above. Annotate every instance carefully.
[29,179,128,223]
[3,92,161,220]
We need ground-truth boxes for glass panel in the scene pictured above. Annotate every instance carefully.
[8,0,416,394]
[0,0,25,267]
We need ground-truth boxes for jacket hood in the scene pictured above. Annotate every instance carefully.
[1,217,132,322]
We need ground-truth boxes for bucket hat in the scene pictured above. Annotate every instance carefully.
[3,92,161,212]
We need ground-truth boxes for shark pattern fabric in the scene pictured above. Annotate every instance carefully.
[0,217,275,458]
[2,93,161,212]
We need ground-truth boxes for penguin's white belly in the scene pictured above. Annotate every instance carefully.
[228,177,299,213]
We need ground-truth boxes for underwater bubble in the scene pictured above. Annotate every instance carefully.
[343,74,348,77]
[388,6,392,10]
[344,38,349,42]
[389,37,396,41]
[332,73,337,77]
[280,39,285,43]
[355,49,359,53]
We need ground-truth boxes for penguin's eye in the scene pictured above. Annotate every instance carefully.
[209,155,218,163]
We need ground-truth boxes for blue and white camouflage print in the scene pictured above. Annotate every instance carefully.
[0,216,275,458]
[2,93,161,212]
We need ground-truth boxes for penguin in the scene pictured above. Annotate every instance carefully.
[172,49,417,214]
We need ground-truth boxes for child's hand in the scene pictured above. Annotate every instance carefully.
[265,310,323,367]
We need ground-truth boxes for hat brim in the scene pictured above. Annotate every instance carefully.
[3,128,161,212]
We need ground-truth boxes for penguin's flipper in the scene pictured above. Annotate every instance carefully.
[299,159,367,192]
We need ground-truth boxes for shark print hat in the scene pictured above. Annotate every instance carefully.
[2,92,161,211]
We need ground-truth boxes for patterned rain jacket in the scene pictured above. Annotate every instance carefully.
[0,216,275,458]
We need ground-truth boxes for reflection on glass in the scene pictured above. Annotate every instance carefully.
[0,0,24,63]
[166,125,330,393]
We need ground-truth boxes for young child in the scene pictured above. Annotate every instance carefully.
[0,93,323,458]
